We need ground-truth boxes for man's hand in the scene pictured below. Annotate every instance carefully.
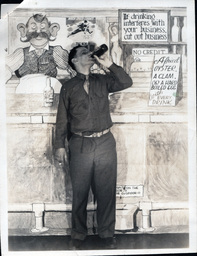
[93,54,113,68]
[54,148,69,168]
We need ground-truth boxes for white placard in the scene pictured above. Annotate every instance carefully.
[120,10,169,43]
[149,54,181,106]
[116,185,144,197]
[132,47,169,62]
[132,48,168,56]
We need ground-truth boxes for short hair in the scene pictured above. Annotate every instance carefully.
[68,45,83,71]
[26,14,51,27]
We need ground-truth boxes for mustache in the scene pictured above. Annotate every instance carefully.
[21,31,55,42]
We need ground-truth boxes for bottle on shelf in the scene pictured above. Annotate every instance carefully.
[181,45,187,74]
[43,76,54,107]
[171,17,180,42]
[172,45,177,54]
[181,17,187,42]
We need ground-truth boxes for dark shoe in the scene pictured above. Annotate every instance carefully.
[69,239,83,250]
[102,237,117,249]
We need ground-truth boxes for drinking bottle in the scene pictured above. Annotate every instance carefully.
[91,44,108,57]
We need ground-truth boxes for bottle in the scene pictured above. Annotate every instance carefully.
[182,45,187,74]
[181,17,187,42]
[171,17,179,42]
[91,44,108,57]
[172,45,177,54]
[43,77,54,107]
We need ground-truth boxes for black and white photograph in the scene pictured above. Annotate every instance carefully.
[0,0,196,255]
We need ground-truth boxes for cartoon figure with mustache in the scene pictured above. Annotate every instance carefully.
[6,14,75,82]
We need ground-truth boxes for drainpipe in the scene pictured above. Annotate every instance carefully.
[138,201,154,232]
[8,201,188,233]
[31,203,49,233]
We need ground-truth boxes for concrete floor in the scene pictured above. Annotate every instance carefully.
[8,233,189,251]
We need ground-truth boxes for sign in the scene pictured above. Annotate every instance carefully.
[116,185,144,197]
[132,47,168,62]
[119,10,169,43]
[132,48,168,56]
[149,54,181,106]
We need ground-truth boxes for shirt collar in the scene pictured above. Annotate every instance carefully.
[76,72,93,80]
[29,44,49,52]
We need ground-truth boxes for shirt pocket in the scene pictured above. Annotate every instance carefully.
[94,86,109,113]
[70,90,89,117]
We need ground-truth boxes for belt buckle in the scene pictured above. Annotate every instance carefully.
[87,129,109,138]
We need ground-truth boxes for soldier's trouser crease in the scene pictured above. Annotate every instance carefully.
[69,132,117,240]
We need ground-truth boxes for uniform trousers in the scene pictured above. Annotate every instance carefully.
[68,131,117,240]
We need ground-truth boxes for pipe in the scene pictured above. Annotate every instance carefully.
[138,201,154,232]
[8,201,189,233]
[31,203,49,233]
[44,203,97,211]
[152,201,188,210]
[8,203,33,212]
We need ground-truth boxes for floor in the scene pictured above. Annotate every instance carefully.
[8,233,189,251]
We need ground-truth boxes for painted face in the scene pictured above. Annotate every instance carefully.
[75,47,94,67]
[26,17,50,48]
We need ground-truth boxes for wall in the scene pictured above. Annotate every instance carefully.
[6,7,188,235]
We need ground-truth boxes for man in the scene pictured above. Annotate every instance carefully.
[54,44,132,249]
[6,14,74,82]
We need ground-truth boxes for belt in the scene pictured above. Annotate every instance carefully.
[75,128,110,138]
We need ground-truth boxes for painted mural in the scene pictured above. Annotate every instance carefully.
[3,2,194,252]
[6,14,75,80]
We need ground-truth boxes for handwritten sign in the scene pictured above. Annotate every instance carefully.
[116,185,144,197]
[132,47,168,62]
[149,54,181,106]
[119,10,169,43]
[132,48,168,56]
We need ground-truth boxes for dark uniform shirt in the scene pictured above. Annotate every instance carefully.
[54,63,132,149]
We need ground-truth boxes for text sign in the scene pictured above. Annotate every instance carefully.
[149,54,181,106]
[120,10,169,43]
[116,185,144,197]
[132,48,169,62]
[132,48,168,56]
